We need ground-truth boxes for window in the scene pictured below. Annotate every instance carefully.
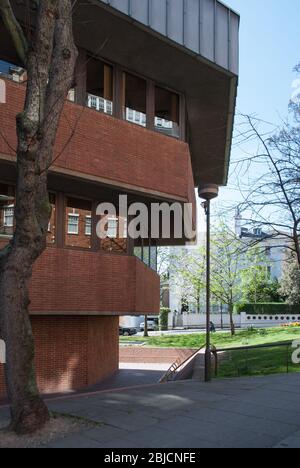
[133,239,157,270]
[86,58,113,115]
[85,215,92,236]
[123,73,147,127]
[134,246,142,261]
[0,60,26,82]
[3,205,14,227]
[107,217,118,238]
[68,214,79,235]
[0,183,15,237]
[65,197,92,249]
[150,245,158,271]
[155,86,180,138]
[100,216,127,254]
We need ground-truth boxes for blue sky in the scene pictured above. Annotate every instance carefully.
[228,0,300,123]
[212,0,300,223]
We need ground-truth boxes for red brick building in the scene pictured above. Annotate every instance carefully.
[0,0,239,397]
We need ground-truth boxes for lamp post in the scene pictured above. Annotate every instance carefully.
[198,184,219,382]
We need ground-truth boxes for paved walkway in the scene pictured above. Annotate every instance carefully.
[1,373,300,448]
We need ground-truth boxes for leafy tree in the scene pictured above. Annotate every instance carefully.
[240,248,282,303]
[170,246,206,314]
[210,225,245,336]
[0,0,77,434]
[280,257,300,305]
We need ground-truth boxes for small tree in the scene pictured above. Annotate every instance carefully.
[170,246,206,314]
[210,226,245,336]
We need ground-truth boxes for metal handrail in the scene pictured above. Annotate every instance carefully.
[212,340,294,377]
[215,340,293,353]
[159,345,205,383]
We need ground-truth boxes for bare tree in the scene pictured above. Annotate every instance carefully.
[233,65,300,268]
[0,0,77,434]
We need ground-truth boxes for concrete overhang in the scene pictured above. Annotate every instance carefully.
[72,0,239,186]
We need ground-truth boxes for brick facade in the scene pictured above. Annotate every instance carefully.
[0,78,195,206]
[0,315,119,398]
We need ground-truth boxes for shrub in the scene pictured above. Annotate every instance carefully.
[159,307,170,331]
[235,303,300,315]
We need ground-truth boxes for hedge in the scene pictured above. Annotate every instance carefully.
[235,303,300,315]
[159,307,170,331]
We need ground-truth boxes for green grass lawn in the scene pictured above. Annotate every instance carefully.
[120,327,300,350]
[120,327,300,378]
[217,344,300,378]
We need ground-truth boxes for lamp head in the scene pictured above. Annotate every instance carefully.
[198,184,219,201]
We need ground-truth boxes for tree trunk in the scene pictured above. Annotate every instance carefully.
[0,0,77,434]
[144,315,149,338]
[229,304,235,336]
[0,247,50,434]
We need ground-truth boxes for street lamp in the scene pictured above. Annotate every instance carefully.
[198,183,219,382]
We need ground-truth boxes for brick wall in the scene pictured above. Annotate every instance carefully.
[0,78,195,205]
[29,247,160,315]
[120,347,197,364]
[0,315,119,398]
[0,241,160,316]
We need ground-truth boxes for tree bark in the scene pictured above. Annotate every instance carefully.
[144,314,149,338]
[0,0,77,434]
[229,304,235,336]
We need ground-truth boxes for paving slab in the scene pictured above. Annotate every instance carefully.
[1,374,300,448]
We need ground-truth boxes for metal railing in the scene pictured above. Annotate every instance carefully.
[87,94,113,115]
[212,341,298,378]
[159,345,205,383]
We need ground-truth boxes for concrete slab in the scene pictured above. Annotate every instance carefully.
[1,373,300,448]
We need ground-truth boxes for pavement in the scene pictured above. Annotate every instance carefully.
[1,373,300,448]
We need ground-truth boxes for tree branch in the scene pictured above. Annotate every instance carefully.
[0,0,28,65]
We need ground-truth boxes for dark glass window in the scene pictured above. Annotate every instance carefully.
[86,58,113,115]
[133,238,157,271]
[123,72,147,127]
[155,86,180,138]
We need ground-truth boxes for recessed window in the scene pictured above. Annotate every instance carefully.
[85,215,92,236]
[3,205,14,227]
[0,183,15,237]
[123,72,147,127]
[65,197,92,249]
[100,216,127,254]
[155,86,180,138]
[68,214,79,235]
[86,57,113,115]
[107,217,118,239]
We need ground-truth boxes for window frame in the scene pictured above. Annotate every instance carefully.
[67,212,80,235]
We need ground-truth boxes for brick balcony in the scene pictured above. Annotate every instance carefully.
[27,247,160,316]
[0,78,195,205]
